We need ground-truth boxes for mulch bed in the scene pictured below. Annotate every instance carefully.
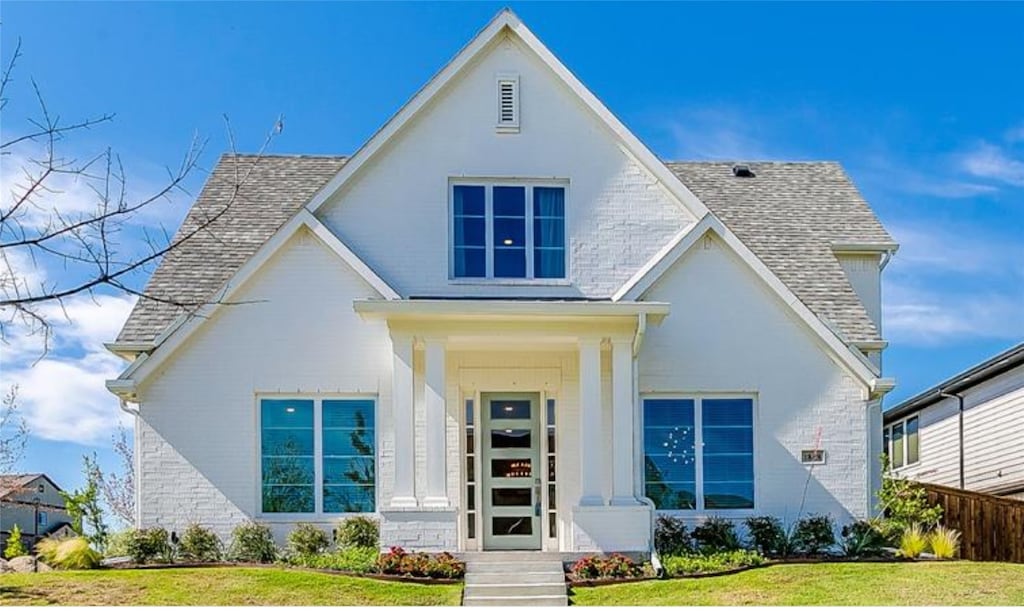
[98,561,463,585]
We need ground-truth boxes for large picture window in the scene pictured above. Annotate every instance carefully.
[643,396,755,510]
[451,182,565,280]
[260,397,376,514]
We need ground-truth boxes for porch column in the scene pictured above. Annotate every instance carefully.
[578,337,604,505]
[423,338,449,507]
[611,337,638,504]
[391,332,417,507]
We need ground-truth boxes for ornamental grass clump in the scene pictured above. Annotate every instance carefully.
[36,537,102,570]
[898,524,928,559]
[928,525,960,559]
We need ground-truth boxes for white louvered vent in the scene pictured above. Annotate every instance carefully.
[496,74,519,132]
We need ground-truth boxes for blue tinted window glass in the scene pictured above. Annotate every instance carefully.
[454,216,486,247]
[494,247,526,278]
[261,399,315,512]
[454,247,486,278]
[701,398,753,509]
[533,218,565,248]
[533,187,565,218]
[493,186,526,216]
[453,185,485,216]
[494,217,526,246]
[322,399,376,513]
[704,482,755,510]
[323,400,375,428]
[702,399,753,426]
[534,248,565,279]
[534,187,565,279]
[643,399,695,428]
[643,398,698,509]
[324,485,375,513]
[490,400,531,420]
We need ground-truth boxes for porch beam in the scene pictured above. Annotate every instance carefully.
[391,332,417,507]
[578,337,604,505]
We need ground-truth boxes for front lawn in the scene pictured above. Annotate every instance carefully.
[572,562,1024,606]
[0,567,462,606]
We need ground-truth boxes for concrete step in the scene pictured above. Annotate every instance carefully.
[465,560,564,574]
[466,571,565,586]
[463,595,568,607]
[465,583,567,598]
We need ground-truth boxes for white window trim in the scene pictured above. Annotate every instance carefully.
[255,393,379,520]
[640,393,758,516]
[885,415,920,470]
[495,72,520,133]
[448,179,569,283]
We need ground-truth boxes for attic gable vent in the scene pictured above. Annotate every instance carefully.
[732,164,755,177]
[496,73,520,133]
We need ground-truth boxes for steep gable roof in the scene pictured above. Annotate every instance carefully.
[114,155,893,348]
[667,162,894,343]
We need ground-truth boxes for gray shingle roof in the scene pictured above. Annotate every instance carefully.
[668,162,892,343]
[117,156,891,344]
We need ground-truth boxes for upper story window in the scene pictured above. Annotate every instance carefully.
[451,182,566,280]
[884,415,919,469]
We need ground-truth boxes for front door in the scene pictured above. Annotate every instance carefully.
[481,393,542,550]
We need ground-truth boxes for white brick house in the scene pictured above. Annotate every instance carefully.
[106,10,897,554]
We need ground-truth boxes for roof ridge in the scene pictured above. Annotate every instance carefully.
[220,153,349,160]
[663,160,842,165]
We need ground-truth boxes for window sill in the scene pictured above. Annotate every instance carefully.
[449,278,572,287]
[256,512,376,522]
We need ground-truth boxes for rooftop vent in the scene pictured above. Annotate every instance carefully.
[732,164,755,178]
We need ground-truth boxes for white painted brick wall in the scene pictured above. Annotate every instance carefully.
[380,510,458,552]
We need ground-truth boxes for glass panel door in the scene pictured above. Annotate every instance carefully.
[481,393,541,550]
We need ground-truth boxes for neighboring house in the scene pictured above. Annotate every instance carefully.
[105,10,897,554]
[0,474,74,550]
[884,342,1024,500]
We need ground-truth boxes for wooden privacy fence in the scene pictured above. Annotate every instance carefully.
[919,482,1024,563]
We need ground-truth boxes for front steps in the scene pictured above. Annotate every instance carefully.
[461,552,567,606]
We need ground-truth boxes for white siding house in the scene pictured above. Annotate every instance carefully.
[884,343,1024,500]
[106,10,897,555]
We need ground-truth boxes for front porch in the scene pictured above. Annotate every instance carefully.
[355,299,668,553]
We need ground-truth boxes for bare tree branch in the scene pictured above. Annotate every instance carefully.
[0,386,28,475]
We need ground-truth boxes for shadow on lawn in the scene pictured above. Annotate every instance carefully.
[0,584,57,605]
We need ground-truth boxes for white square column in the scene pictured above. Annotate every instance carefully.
[423,338,449,507]
[578,337,604,506]
[390,332,417,508]
[611,337,638,505]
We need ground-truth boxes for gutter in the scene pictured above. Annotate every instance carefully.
[940,391,966,490]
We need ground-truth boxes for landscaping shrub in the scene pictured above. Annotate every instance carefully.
[654,515,693,557]
[928,526,960,559]
[290,546,378,573]
[840,520,887,557]
[744,516,786,557]
[898,524,928,559]
[126,527,171,565]
[228,521,277,564]
[178,524,222,563]
[661,550,765,577]
[790,514,836,555]
[877,466,942,542]
[287,523,330,556]
[36,537,101,570]
[105,530,132,558]
[376,546,465,579]
[4,524,27,559]
[691,517,741,553]
[335,516,379,549]
[569,553,646,580]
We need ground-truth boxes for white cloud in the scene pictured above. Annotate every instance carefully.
[1005,123,1024,143]
[3,293,136,445]
[959,142,1024,187]
[883,284,1024,346]
[661,107,799,161]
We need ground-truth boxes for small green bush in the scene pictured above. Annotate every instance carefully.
[335,516,379,549]
[36,537,102,570]
[289,546,378,573]
[691,517,741,553]
[928,525,960,559]
[898,523,928,559]
[661,550,765,577]
[126,527,171,564]
[790,514,836,555]
[4,524,27,559]
[178,524,222,563]
[228,521,277,563]
[840,520,887,557]
[287,523,330,557]
[877,465,943,542]
[105,530,133,559]
[744,516,786,557]
[654,515,693,557]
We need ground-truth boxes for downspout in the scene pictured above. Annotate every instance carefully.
[879,249,895,271]
[632,313,663,575]
[940,391,966,490]
[118,398,142,527]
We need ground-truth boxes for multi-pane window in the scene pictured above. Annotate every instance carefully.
[260,397,376,514]
[643,397,755,510]
[451,183,566,280]
[546,397,557,539]
[884,416,919,468]
[465,399,477,539]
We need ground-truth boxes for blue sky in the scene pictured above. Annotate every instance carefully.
[3,2,1022,504]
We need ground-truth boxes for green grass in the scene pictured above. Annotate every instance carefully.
[0,567,462,606]
[572,562,1024,606]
